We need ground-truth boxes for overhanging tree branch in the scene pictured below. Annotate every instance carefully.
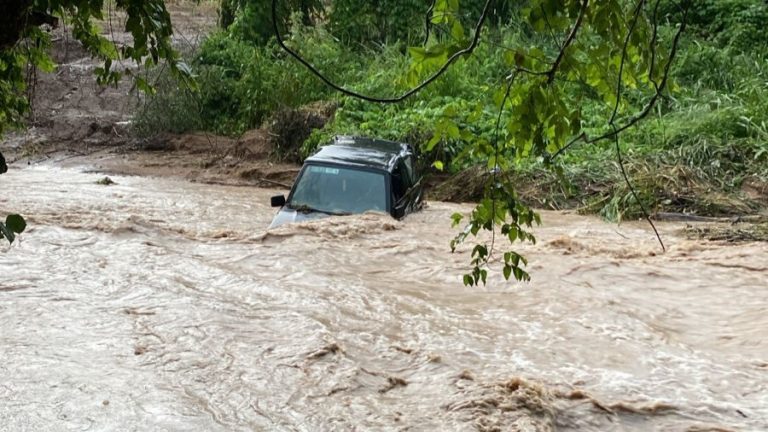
[271,0,494,103]
[550,3,687,160]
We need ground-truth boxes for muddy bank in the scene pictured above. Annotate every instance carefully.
[5,123,303,192]
[0,0,305,191]
[430,164,768,221]
[96,130,300,188]
[2,2,215,154]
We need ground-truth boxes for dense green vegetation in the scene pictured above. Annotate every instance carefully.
[136,0,766,223]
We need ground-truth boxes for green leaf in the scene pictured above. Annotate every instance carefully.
[450,20,465,42]
[426,134,441,151]
[6,214,26,234]
[0,223,13,243]
[432,160,444,171]
[513,267,524,281]
[451,212,463,227]
[135,77,155,95]
[445,123,460,140]
[35,54,56,73]
[508,227,518,242]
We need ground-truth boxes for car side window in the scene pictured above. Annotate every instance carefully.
[392,160,411,202]
[403,156,415,185]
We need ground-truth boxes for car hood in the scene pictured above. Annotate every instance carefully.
[268,208,331,229]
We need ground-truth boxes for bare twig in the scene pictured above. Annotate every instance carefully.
[423,0,436,46]
[605,0,666,252]
[547,0,588,84]
[487,72,518,263]
[609,0,646,124]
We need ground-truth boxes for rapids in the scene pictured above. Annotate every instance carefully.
[1,165,766,431]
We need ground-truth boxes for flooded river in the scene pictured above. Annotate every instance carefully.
[1,165,766,431]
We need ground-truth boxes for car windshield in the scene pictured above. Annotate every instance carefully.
[289,165,387,215]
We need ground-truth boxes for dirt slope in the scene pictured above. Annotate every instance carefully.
[1,2,300,189]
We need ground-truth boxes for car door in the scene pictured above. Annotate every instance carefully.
[402,154,423,213]
[392,155,422,218]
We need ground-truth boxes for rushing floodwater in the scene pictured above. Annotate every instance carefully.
[1,165,766,431]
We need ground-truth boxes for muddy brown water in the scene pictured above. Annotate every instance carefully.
[1,165,766,431]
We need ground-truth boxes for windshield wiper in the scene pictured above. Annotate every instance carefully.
[288,203,350,216]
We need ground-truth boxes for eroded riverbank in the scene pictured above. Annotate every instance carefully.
[1,164,767,431]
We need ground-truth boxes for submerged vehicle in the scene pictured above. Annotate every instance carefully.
[269,136,423,228]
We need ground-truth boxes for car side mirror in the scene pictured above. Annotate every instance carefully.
[271,194,286,207]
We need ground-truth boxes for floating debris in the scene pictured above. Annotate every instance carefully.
[96,176,116,185]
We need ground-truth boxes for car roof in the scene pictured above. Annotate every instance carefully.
[305,136,412,172]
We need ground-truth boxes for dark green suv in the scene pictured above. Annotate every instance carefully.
[269,136,423,228]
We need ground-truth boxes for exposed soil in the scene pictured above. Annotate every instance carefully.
[100,130,300,188]
[0,2,303,190]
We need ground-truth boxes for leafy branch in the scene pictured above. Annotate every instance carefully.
[272,0,688,284]
[0,214,27,244]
